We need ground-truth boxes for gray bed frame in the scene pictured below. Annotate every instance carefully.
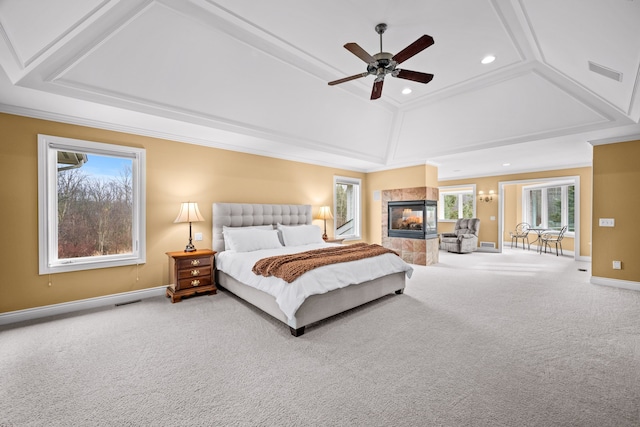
[212,203,406,337]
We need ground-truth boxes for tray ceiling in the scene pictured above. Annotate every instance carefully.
[1,0,639,179]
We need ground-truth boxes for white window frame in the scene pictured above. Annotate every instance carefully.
[37,134,146,274]
[438,185,476,222]
[333,176,361,240]
[522,182,575,235]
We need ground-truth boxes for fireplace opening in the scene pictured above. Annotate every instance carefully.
[388,200,437,239]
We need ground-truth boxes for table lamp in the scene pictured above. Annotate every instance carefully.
[174,202,205,252]
[316,206,334,241]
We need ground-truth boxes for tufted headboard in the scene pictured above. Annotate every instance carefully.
[212,203,313,253]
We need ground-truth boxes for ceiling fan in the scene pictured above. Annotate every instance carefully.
[328,23,434,100]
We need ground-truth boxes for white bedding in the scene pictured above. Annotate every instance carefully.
[216,243,413,321]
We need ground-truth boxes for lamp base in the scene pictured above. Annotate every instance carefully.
[184,222,197,252]
[322,233,328,241]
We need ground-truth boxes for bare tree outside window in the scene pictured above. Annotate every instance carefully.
[38,135,145,274]
[334,176,361,239]
[57,159,133,258]
[335,183,350,228]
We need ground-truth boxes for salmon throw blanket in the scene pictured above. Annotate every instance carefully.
[252,243,399,283]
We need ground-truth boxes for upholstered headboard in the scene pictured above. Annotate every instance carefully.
[212,203,313,253]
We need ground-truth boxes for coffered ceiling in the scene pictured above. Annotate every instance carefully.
[1,0,639,179]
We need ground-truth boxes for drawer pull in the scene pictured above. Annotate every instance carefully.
[191,269,200,276]
[191,259,201,266]
[191,280,200,287]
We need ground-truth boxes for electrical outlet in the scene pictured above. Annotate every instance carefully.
[599,218,615,227]
[194,232,203,241]
[613,260,622,270]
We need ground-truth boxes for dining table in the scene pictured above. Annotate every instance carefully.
[527,228,547,252]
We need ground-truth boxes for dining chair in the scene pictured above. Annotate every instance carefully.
[540,225,567,256]
[509,222,531,249]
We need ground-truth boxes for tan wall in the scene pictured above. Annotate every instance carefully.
[439,167,591,256]
[365,164,439,244]
[438,222,455,235]
[0,113,365,313]
[592,140,640,281]
[503,184,518,243]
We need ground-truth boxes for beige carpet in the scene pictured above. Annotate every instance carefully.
[1,249,639,426]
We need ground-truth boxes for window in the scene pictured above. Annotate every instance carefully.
[333,176,361,240]
[438,186,475,221]
[38,135,146,274]
[523,184,575,232]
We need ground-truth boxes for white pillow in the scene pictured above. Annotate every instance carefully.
[277,224,324,246]
[222,228,282,252]
[222,225,273,251]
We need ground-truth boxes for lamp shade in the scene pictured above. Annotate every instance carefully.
[316,206,334,220]
[174,202,205,223]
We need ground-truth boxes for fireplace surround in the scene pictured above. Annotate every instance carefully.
[381,186,439,266]
[388,200,437,239]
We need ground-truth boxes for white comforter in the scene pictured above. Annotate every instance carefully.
[216,243,413,321]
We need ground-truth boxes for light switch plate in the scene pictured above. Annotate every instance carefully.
[194,232,203,241]
[599,218,615,227]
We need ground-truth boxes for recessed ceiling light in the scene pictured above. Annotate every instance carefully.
[481,55,496,65]
[402,87,412,95]
[502,163,511,166]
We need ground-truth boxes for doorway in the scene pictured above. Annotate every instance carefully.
[498,176,582,261]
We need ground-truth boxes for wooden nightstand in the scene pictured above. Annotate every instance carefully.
[166,249,217,303]
[324,237,345,244]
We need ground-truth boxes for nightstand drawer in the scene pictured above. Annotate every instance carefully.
[176,256,212,270]
[177,266,212,280]
[176,276,212,290]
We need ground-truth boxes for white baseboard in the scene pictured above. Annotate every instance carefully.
[591,276,640,292]
[0,286,166,326]
[476,247,499,253]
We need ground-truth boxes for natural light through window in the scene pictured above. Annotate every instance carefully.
[333,176,361,240]
[438,186,476,221]
[523,183,575,233]
[38,135,146,274]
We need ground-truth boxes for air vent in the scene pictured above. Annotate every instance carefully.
[588,61,623,82]
[480,242,496,248]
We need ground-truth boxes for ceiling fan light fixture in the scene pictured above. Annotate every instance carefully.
[481,55,496,64]
[328,24,434,100]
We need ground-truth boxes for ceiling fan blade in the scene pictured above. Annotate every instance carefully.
[328,72,369,86]
[344,43,376,64]
[395,69,434,84]
[392,35,434,64]
[370,79,384,100]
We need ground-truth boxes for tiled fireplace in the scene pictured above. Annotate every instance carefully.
[381,186,439,266]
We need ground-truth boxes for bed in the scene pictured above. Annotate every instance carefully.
[212,203,413,336]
